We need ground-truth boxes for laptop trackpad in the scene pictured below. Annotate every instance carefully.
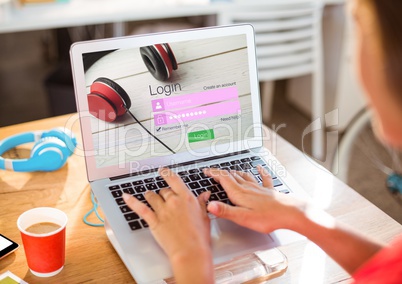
[210,218,276,264]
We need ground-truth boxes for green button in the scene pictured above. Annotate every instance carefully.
[188,129,215,143]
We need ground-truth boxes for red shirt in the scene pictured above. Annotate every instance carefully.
[353,236,402,283]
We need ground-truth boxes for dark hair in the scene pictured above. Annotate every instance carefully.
[371,1,402,97]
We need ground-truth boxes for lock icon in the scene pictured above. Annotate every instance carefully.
[155,114,166,125]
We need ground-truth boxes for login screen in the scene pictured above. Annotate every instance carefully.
[83,34,254,168]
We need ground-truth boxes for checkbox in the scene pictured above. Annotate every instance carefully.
[156,127,162,132]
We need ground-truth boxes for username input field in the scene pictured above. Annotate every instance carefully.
[151,86,238,113]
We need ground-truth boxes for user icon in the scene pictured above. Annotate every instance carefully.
[152,99,165,112]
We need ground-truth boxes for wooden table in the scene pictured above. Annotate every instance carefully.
[1,114,401,283]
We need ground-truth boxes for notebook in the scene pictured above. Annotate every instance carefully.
[70,24,307,284]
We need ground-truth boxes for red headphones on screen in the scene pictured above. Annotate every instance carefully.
[140,43,178,82]
[87,43,177,122]
[87,77,132,122]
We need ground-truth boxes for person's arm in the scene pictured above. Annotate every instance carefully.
[283,203,384,274]
[123,168,214,284]
[204,167,386,275]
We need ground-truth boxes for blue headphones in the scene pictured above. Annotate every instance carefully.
[0,128,77,172]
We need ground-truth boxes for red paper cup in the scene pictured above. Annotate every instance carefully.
[17,207,68,277]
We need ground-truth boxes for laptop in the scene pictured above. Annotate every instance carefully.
[70,24,307,283]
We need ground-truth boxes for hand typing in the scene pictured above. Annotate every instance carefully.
[204,166,306,234]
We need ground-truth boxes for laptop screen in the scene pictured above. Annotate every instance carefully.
[71,25,263,181]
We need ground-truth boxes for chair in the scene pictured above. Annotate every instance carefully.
[218,0,325,158]
[332,108,372,182]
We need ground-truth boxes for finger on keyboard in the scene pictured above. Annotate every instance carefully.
[123,193,157,228]
[159,167,192,196]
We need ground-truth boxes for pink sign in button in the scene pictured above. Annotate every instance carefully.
[151,87,238,112]
[154,100,241,126]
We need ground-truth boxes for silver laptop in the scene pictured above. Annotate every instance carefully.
[70,24,307,284]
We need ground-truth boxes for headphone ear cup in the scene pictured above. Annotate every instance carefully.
[140,44,177,81]
[43,128,77,156]
[96,77,131,109]
[30,137,69,171]
[162,43,177,70]
[88,77,131,122]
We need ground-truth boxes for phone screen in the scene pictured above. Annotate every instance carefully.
[0,234,19,259]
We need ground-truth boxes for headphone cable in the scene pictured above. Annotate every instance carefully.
[126,109,176,154]
[83,191,104,227]
[357,126,402,205]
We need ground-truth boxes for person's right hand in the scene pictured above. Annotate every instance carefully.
[204,166,306,234]
[206,167,388,277]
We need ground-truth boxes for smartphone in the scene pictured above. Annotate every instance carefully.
[0,234,19,259]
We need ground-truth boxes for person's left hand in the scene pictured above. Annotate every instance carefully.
[122,167,211,262]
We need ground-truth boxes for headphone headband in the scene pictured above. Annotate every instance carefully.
[0,128,77,172]
[0,131,43,156]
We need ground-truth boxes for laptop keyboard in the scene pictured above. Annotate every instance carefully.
[108,156,290,231]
